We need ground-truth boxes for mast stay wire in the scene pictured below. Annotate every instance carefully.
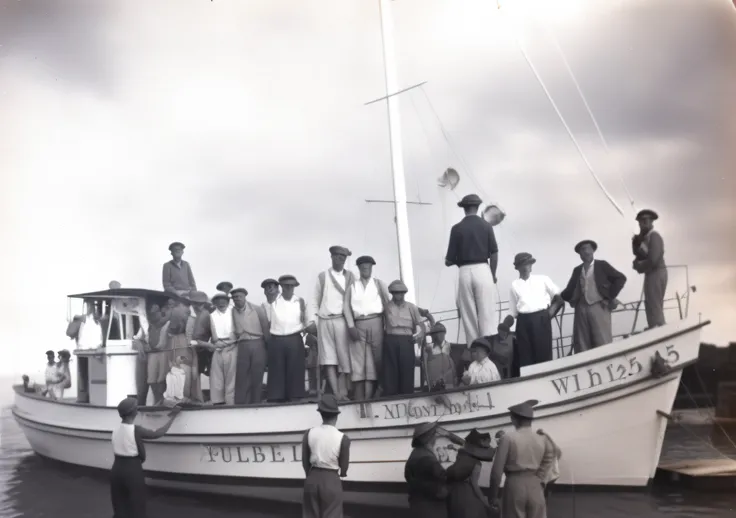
[495,1,626,219]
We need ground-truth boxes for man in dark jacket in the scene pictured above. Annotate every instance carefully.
[561,240,627,353]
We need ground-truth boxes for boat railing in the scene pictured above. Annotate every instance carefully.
[430,264,695,359]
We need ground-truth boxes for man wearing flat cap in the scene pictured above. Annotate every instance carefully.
[261,278,280,322]
[445,193,499,349]
[631,209,668,328]
[267,275,308,402]
[307,245,356,401]
[488,400,557,518]
[231,287,270,405]
[343,255,390,400]
[208,291,237,404]
[561,240,627,353]
[162,242,197,297]
[509,253,562,369]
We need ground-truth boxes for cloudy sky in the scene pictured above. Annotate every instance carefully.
[1,0,734,377]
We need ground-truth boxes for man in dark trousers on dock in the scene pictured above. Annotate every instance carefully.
[631,209,668,328]
[561,240,627,352]
[445,193,499,348]
[302,394,350,518]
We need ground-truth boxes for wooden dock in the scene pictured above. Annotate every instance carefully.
[655,458,736,491]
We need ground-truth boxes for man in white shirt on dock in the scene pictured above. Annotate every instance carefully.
[509,252,563,369]
[307,246,356,401]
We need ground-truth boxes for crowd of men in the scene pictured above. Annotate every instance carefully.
[60,193,667,407]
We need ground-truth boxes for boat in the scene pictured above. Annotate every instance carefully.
[11,0,710,507]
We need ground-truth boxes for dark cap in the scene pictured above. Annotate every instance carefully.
[513,252,536,268]
[429,322,447,334]
[317,394,341,415]
[457,193,483,208]
[574,240,598,254]
[636,209,659,221]
[388,280,408,293]
[508,399,539,419]
[329,245,352,257]
[168,242,185,251]
[230,288,248,297]
[211,291,230,303]
[117,397,138,418]
[470,337,492,354]
[188,291,209,304]
[356,255,376,266]
[260,278,279,289]
[278,274,300,287]
[216,281,234,292]
[46,350,55,356]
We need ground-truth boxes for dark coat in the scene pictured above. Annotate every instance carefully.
[405,447,448,518]
[561,260,627,307]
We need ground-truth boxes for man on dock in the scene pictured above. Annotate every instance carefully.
[561,240,627,353]
[343,255,390,401]
[231,287,270,405]
[445,193,499,347]
[632,209,668,328]
[162,242,197,297]
[508,253,562,368]
[302,394,350,518]
[307,246,355,401]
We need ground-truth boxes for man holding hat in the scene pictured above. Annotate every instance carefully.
[631,209,668,328]
[162,242,197,297]
[383,279,427,397]
[209,291,237,405]
[267,275,308,402]
[110,397,181,518]
[307,246,356,401]
[231,287,270,405]
[445,193,499,348]
[488,400,558,518]
[561,240,627,352]
[509,253,562,368]
[343,255,390,400]
[301,394,350,518]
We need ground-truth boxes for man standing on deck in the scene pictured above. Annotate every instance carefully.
[445,194,499,347]
[162,242,197,297]
[561,240,627,353]
[209,292,237,405]
[231,287,270,404]
[509,253,562,369]
[261,278,281,321]
[631,209,668,328]
[343,255,390,401]
[302,394,350,518]
[307,246,356,401]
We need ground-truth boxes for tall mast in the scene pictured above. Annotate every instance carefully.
[378,0,417,303]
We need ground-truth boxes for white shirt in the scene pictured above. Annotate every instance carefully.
[270,295,305,336]
[77,314,103,349]
[164,366,187,400]
[111,423,139,457]
[466,357,501,384]
[320,269,347,317]
[308,424,344,470]
[350,278,384,317]
[509,274,560,317]
[45,364,62,384]
[210,307,234,342]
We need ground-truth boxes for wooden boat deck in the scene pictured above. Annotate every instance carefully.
[655,458,736,491]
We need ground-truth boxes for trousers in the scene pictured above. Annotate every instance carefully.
[110,456,146,518]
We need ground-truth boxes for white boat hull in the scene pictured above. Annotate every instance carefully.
[13,318,706,506]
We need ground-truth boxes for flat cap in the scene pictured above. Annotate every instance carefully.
[278,274,300,287]
[168,241,185,251]
[46,350,55,356]
[356,255,376,266]
[508,399,539,420]
[117,396,138,418]
[317,394,341,415]
[216,281,233,292]
[211,291,230,302]
[513,252,536,267]
[635,209,659,221]
[188,291,209,304]
[230,287,248,296]
[388,279,408,293]
[574,240,598,254]
[260,278,279,289]
[429,322,447,334]
[329,245,352,257]
[470,337,492,353]
[457,193,483,208]
[412,421,438,440]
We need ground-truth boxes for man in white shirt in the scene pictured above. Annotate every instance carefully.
[343,255,390,401]
[462,338,501,385]
[268,274,308,402]
[208,292,237,405]
[509,253,563,369]
[307,246,356,401]
[261,278,281,321]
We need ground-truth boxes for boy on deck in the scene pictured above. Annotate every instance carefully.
[461,338,501,386]
[424,323,457,391]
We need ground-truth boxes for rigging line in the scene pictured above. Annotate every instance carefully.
[536,20,637,212]
[497,8,626,218]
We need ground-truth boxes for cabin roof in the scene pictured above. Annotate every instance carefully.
[67,288,189,302]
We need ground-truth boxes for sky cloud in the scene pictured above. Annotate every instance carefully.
[1,0,734,377]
